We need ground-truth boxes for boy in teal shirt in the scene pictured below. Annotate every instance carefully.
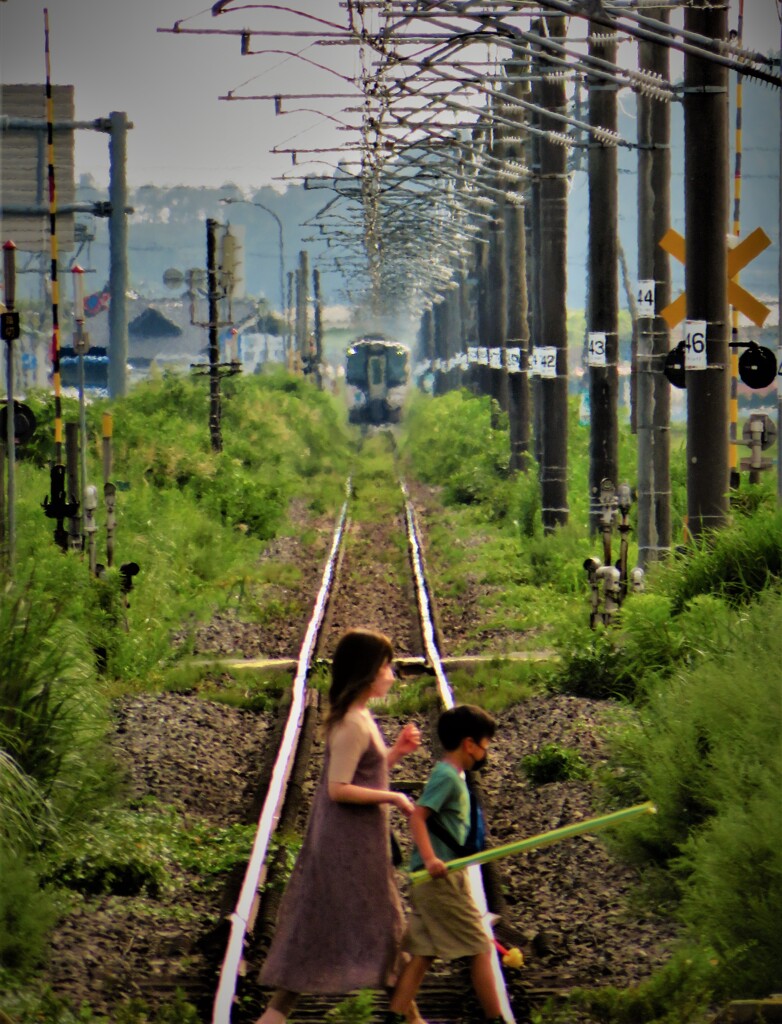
[385,704,504,1024]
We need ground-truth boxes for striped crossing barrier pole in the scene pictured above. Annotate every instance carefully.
[44,8,63,465]
[729,0,744,487]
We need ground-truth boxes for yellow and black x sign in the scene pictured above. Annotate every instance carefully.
[658,226,772,329]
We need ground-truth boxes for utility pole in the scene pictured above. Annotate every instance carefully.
[434,297,447,394]
[527,55,543,468]
[636,6,672,566]
[1,241,19,572]
[474,229,490,400]
[488,214,509,421]
[684,0,730,536]
[537,14,570,531]
[107,111,129,399]
[587,19,619,533]
[295,250,309,374]
[779,17,782,507]
[421,306,435,392]
[471,121,491,402]
[457,263,470,392]
[206,218,222,453]
[504,62,531,473]
[312,266,323,388]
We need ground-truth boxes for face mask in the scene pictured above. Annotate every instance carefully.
[472,750,489,772]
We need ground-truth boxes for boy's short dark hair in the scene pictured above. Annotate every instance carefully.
[437,704,496,751]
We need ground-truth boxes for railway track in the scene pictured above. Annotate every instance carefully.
[208,476,522,1024]
[34,448,677,1024]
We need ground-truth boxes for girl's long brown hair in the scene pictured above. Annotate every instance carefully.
[326,628,394,731]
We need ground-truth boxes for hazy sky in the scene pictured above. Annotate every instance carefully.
[1,0,780,193]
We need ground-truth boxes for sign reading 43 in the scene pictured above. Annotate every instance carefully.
[587,331,607,367]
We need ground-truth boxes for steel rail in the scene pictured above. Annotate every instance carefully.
[402,480,516,1024]
[212,476,516,1022]
[212,486,351,1023]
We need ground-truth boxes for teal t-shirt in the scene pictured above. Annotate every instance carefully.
[409,760,470,871]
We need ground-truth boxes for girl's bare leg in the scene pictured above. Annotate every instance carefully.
[255,989,298,1024]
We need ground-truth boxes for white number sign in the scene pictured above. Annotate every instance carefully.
[684,320,707,370]
[534,346,557,379]
[587,331,607,367]
[636,280,655,318]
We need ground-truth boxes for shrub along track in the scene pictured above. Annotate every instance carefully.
[36,475,679,1024]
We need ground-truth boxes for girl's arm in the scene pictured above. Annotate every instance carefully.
[328,781,414,815]
[327,715,414,812]
[386,721,421,769]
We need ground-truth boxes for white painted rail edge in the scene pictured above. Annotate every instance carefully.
[402,482,516,1024]
[212,494,350,1023]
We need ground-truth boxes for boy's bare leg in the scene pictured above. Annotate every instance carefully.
[388,955,433,1014]
[470,950,502,1019]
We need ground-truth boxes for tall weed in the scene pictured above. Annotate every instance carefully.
[600,591,782,996]
[652,505,782,611]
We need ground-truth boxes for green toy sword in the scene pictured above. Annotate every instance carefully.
[408,801,656,885]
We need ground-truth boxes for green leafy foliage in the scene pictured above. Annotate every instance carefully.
[520,743,590,785]
[324,988,377,1023]
[653,503,782,612]
[599,590,782,998]
[0,849,58,975]
[48,803,257,898]
[0,984,200,1023]
[549,947,718,1024]
[400,391,517,519]
[549,623,637,700]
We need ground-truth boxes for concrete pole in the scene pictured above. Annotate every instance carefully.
[487,215,509,420]
[684,0,730,536]
[538,15,570,532]
[206,218,222,453]
[528,24,544,468]
[107,111,128,398]
[295,250,309,372]
[587,20,619,534]
[637,7,672,565]
[778,22,782,506]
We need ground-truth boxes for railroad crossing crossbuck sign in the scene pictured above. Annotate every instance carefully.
[658,227,772,329]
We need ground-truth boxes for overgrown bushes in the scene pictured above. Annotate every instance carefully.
[602,590,782,999]
[401,387,781,1018]
[1,369,354,1002]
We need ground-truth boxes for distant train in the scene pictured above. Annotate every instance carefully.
[345,335,410,425]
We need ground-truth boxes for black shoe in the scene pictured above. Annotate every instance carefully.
[383,1013,407,1024]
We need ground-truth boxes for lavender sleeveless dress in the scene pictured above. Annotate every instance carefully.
[259,719,404,993]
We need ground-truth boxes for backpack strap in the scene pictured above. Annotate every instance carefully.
[426,776,480,859]
[426,814,468,858]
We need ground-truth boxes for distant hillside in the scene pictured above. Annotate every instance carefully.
[73,179,345,311]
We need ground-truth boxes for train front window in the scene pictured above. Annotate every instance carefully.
[369,356,384,386]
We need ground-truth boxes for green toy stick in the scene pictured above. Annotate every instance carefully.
[408,801,656,885]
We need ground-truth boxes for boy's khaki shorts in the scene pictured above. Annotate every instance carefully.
[403,870,492,960]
